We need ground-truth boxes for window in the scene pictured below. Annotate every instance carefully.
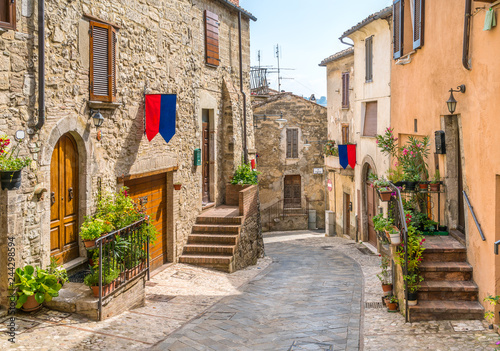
[205,10,220,66]
[393,0,404,59]
[342,72,350,109]
[365,36,373,82]
[393,0,425,59]
[363,102,377,137]
[286,129,298,158]
[89,21,117,102]
[342,124,349,144]
[284,175,301,209]
[0,0,15,30]
[413,0,425,50]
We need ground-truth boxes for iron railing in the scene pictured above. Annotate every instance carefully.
[94,218,149,320]
[261,198,310,232]
[463,191,486,241]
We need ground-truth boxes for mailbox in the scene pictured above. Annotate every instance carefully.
[435,130,446,154]
[194,148,202,166]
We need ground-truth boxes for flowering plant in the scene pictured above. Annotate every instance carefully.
[404,272,424,293]
[323,140,339,156]
[377,255,392,285]
[0,134,31,172]
[395,224,425,274]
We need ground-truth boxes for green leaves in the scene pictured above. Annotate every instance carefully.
[230,163,260,185]
[13,265,63,310]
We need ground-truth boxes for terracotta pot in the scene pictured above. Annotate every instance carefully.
[21,294,41,312]
[383,297,390,307]
[173,183,182,190]
[387,302,398,311]
[90,284,112,297]
[379,191,392,202]
[382,284,393,293]
[429,183,440,192]
[83,239,97,249]
[418,182,428,190]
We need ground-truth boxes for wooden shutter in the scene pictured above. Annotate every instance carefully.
[393,0,404,59]
[342,72,350,109]
[363,102,378,137]
[90,21,116,102]
[0,0,16,30]
[342,124,349,144]
[205,10,219,66]
[413,0,424,50]
[365,36,373,82]
[287,129,298,158]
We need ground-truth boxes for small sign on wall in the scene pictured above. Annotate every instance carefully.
[313,168,324,174]
[194,148,202,166]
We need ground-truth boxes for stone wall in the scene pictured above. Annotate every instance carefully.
[0,0,256,308]
[253,93,328,229]
[234,209,264,271]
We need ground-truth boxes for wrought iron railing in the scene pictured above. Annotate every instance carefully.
[94,218,149,320]
[261,198,310,231]
[463,191,486,241]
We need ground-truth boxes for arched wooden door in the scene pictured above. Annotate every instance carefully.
[365,167,377,246]
[50,134,80,264]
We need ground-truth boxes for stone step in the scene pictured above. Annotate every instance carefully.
[422,236,466,262]
[196,216,243,225]
[419,261,472,281]
[187,234,239,245]
[192,224,241,234]
[183,244,236,255]
[179,255,234,273]
[409,300,484,322]
[418,281,479,301]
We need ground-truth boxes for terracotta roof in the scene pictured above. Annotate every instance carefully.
[214,0,257,21]
[252,92,327,109]
[339,6,392,40]
[319,47,354,67]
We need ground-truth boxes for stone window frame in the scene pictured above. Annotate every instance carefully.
[0,0,16,31]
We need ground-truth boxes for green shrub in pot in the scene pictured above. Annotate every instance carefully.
[14,265,62,309]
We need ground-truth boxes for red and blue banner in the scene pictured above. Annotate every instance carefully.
[338,144,356,169]
[145,94,177,142]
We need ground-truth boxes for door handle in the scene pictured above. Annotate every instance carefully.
[51,192,56,205]
[68,187,74,201]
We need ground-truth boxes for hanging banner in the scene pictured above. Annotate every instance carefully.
[338,144,348,169]
[347,144,356,169]
[145,94,177,142]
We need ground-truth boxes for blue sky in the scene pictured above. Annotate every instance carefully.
[240,0,392,98]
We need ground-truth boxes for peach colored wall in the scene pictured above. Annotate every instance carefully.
[391,0,500,312]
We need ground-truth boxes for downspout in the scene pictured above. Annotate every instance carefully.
[462,0,472,70]
[340,37,354,47]
[36,0,45,130]
[238,11,248,164]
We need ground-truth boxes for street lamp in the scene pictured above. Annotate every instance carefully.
[446,85,466,114]
[90,109,104,127]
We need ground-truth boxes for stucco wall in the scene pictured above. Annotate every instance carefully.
[390,0,500,316]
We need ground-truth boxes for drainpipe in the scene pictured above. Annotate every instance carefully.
[340,37,354,47]
[462,0,472,70]
[35,0,45,130]
[238,11,248,164]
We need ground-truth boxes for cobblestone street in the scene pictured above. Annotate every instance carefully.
[1,230,499,350]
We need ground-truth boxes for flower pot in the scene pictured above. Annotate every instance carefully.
[83,238,97,249]
[173,184,182,191]
[389,233,401,245]
[0,170,22,191]
[383,297,390,307]
[418,182,428,190]
[438,225,448,232]
[381,283,393,294]
[90,283,112,298]
[387,302,398,311]
[405,181,417,191]
[429,183,440,192]
[407,292,418,306]
[21,294,42,312]
[379,190,392,202]
[394,181,404,187]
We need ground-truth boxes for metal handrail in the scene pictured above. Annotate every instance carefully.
[463,191,486,241]
[94,217,150,321]
[388,182,409,323]
[261,197,310,231]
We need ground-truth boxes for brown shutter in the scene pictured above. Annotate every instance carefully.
[365,36,373,82]
[205,10,220,66]
[110,26,117,101]
[292,129,298,158]
[0,0,16,30]
[342,72,350,109]
[393,0,404,59]
[363,102,378,137]
[413,0,424,50]
[286,129,292,158]
[342,124,349,144]
[90,21,110,102]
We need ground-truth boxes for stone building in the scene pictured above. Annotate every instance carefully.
[252,93,327,231]
[319,48,356,239]
[0,0,263,310]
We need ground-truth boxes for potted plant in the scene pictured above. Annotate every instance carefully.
[377,255,392,295]
[484,295,500,329]
[173,182,182,191]
[0,134,31,191]
[430,169,441,191]
[386,226,401,245]
[374,178,392,201]
[84,266,120,297]
[404,273,423,306]
[387,295,398,312]
[79,218,114,249]
[387,164,404,187]
[418,179,428,191]
[323,140,339,157]
[47,257,69,286]
[14,265,62,312]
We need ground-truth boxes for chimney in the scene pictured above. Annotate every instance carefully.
[229,0,240,6]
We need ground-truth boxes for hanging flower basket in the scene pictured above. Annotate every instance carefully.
[378,190,392,202]
[173,183,182,191]
[0,170,22,190]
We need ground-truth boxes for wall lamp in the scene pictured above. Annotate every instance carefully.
[446,84,466,114]
[90,109,104,127]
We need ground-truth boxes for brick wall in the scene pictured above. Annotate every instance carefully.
[225,184,250,206]
[239,184,258,218]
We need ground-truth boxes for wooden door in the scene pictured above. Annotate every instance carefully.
[50,134,80,264]
[202,110,210,204]
[366,180,377,246]
[284,175,301,209]
[125,174,167,271]
[457,136,465,233]
[343,193,351,236]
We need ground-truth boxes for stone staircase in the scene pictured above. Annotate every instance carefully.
[179,206,243,273]
[409,236,484,322]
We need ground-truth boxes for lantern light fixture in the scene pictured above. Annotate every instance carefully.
[446,84,466,114]
[90,109,104,127]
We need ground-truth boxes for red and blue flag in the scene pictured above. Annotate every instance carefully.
[145,94,177,142]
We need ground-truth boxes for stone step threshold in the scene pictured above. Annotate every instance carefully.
[409,300,484,322]
[44,273,146,321]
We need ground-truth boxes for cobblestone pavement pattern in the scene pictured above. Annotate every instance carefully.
[1,230,499,350]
